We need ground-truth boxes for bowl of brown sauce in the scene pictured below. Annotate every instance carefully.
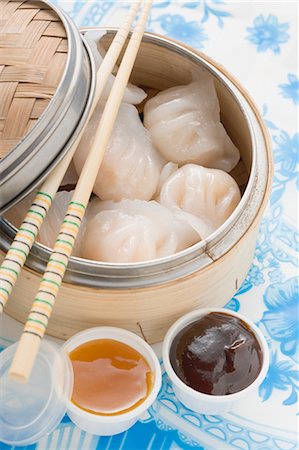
[162,308,269,415]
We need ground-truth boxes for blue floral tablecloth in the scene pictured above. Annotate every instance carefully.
[1,1,298,449]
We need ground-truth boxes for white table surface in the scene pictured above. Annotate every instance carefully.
[1,1,298,449]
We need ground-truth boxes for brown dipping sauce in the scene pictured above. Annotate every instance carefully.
[170,312,263,395]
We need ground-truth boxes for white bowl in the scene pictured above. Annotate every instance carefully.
[162,308,269,415]
[62,327,162,436]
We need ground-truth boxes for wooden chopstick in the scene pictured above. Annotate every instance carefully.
[9,0,153,383]
[0,0,142,315]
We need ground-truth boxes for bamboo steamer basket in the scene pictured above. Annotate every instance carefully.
[0,21,273,343]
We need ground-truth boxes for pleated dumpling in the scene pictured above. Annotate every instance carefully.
[81,199,201,263]
[37,190,86,255]
[84,30,146,105]
[73,103,165,201]
[159,164,241,239]
[144,78,240,172]
[5,190,86,256]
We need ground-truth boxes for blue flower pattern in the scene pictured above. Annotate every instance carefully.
[247,14,290,54]
[259,351,298,406]
[155,14,208,48]
[262,278,298,359]
[271,131,299,204]
[279,74,299,105]
[247,264,265,286]
[1,1,298,450]
[182,0,232,28]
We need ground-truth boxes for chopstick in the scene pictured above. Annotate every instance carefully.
[9,0,153,383]
[0,0,142,315]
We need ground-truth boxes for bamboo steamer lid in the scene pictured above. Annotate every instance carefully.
[0,0,95,213]
[0,0,67,155]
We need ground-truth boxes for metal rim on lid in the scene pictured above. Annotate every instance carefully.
[0,0,95,213]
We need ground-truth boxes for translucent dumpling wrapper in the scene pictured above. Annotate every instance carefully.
[154,161,178,198]
[159,164,241,239]
[81,199,201,263]
[144,79,240,172]
[73,103,165,201]
[84,30,147,105]
[5,190,86,256]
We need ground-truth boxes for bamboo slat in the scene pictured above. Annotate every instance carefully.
[0,138,19,156]
[0,47,32,64]
[42,52,67,86]
[2,97,35,138]
[0,0,68,157]
[14,83,55,98]
[0,81,18,117]
[43,21,67,38]
[57,38,68,53]
[31,98,50,118]
[29,36,61,65]
[0,65,47,83]
[34,9,59,21]
[0,1,22,21]
[1,9,39,34]
[19,1,51,9]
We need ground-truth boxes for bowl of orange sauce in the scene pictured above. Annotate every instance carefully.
[62,327,161,436]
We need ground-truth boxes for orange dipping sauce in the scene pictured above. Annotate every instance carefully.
[69,339,153,415]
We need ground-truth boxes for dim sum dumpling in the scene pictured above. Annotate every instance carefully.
[73,103,165,201]
[37,190,86,256]
[85,30,146,105]
[82,199,201,263]
[144,79,240,172]
[159,164,241,238]
[154,161,178,198]
[5,190,85,256]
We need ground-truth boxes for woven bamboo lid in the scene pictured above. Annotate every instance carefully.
[0,0,68,158]
[0,0,95,213]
